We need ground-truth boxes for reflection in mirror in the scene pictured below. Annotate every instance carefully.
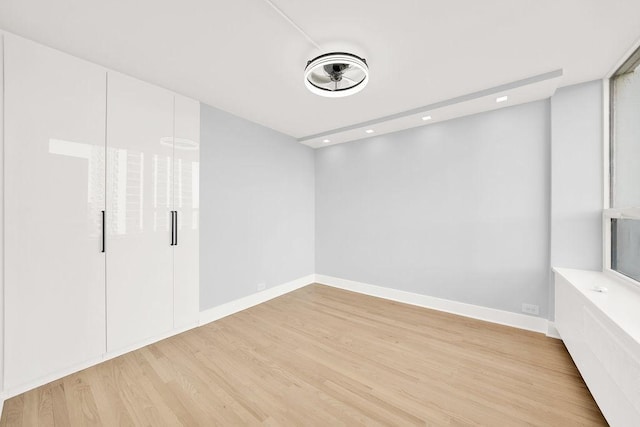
[49,138,103,238]
[49,139,191,237]
[153,154,158,232]
[159,136,199,151]
[178,159,183,209]
[107,148,148,236]
[192,162,199,230]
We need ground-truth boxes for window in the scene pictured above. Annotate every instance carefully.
[611,217,640,281]
[606,46,640,285]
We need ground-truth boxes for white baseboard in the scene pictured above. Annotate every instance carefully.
[199,274,315,325]
[1,272,558,408]
[4,355,103,400]
[315,274,550,334]
[3,321,199,400]
[103,322,199,363]
[546,322,562,339]
[2,275,315,402]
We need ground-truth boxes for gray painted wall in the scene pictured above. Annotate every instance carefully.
[197,81,604,320]
[200,104,315,310]
[315,101,551,317]
[549,80,603,317]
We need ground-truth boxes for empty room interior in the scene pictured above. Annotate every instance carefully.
[0,0,639,425]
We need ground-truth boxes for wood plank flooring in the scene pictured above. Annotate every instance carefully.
[1,284,606,426]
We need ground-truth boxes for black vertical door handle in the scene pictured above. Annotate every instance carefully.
[170,211,175,246]
[101,210,106,253]
[174,211,178,246]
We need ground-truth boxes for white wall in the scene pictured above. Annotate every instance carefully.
[315,101,551,317]
[549,81,603,318]
[550,81,603,269]
[199,104,315,310]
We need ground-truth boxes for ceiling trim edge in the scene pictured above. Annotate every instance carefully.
[298,69,563,143]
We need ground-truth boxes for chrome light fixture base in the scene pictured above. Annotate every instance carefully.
[304,52,369,98]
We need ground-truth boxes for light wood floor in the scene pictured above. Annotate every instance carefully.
[1,284,606,426]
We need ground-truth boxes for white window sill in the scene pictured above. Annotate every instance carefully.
[552,267,640,346]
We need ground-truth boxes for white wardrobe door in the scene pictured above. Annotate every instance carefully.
[106,72,174,352]
[4,35,106,389]
[0,33,5,393]
[173,96,200,328]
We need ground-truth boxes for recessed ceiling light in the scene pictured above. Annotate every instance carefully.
[365,129,374,134]
[304,52,369,98]
[496,95,508,103]
[422,115,432,121]
[322,139,330,143]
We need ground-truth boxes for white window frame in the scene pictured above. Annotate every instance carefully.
[603,208,640,287]
[603,43,640,287]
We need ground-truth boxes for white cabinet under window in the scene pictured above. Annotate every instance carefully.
[3,34,107,390]
[2,34,200,392]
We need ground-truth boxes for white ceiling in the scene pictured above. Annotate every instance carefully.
[1,0,639,140]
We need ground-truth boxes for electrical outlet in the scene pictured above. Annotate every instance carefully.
[521,303,539,315]
[257,283,266,291]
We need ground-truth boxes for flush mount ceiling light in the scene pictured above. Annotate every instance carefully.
[304,52,369,98]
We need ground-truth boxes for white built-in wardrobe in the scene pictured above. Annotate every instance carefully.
[2,33,200,394]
